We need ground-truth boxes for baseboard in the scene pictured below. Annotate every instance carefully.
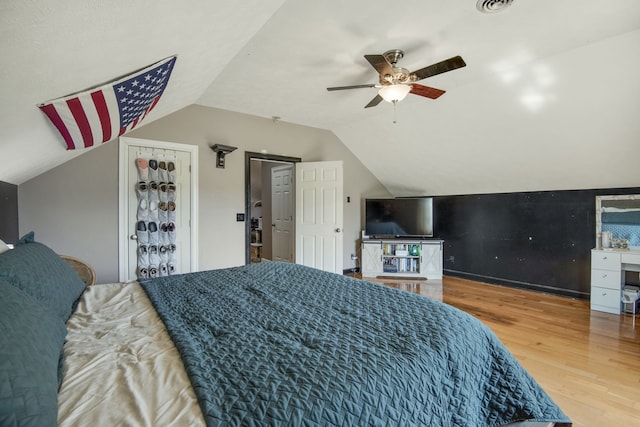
[444,269,589,299]
[376,275,428,281]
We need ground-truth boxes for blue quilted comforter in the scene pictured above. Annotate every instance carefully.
[141,262,570,426]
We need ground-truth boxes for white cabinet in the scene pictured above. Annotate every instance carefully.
[361,242,383,277]
[590,248,640,314]
[361,240,443,279]
[420,243,443,279]
[590,250,622,314]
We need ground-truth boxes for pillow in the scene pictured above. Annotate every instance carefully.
[0,235,86,322]
[0,281,67,426]
[0,239,10,254]
[17,231,35,245]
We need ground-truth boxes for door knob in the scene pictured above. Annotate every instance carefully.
[130,234,138,240]
[335,228,341,233]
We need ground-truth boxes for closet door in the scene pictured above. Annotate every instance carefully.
[118,137,198,282]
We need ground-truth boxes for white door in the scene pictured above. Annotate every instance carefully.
[271,164,294,262]
[295,161,343,274]
[118,137,198,282]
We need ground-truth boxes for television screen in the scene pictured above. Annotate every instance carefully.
[365,198,433,238]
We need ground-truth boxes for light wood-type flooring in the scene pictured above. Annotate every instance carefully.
[362,275,640,427]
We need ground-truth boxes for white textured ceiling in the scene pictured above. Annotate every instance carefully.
[2,0,640,195]
[0,0,286,184]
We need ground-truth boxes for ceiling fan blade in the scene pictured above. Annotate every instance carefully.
[364,54,394,78]
[411,56,466,81]
[410,84,446,99]
[364,94,383,108]
[326,84,376,91]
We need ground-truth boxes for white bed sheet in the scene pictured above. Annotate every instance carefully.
[57,281,205,427]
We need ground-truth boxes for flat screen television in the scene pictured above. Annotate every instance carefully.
[365,197,434,238]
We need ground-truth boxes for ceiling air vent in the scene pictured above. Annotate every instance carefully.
[476,0,514,13]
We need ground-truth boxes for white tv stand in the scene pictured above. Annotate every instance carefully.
[361,239,443,280]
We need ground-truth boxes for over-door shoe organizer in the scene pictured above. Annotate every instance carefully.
[135,157,178,279]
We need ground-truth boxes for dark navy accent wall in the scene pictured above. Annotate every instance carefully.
[0,180,19,244]
[434,187,640,298]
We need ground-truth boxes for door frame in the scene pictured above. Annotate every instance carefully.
[244,152,301,265]
[118,137,199,281]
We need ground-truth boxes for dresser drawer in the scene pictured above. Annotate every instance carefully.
[591,250,621,270]
[590,268,621,290]
[590,286,621,314]
[621,252,640,265]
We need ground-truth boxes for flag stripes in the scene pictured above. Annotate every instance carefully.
[38,56,176,150]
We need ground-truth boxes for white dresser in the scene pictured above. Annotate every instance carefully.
[591,248,640,314]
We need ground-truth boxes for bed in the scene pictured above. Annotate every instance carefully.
[0,234,571,426]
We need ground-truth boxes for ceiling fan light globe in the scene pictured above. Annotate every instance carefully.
[378,84,411,103]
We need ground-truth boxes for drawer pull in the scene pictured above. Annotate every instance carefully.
[602,292,607,296]
[601,274,607,278]
[602,256,607,260]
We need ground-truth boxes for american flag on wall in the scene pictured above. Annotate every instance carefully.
[38,56,177,150]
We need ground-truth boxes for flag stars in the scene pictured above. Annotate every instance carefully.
[112,56,175,128]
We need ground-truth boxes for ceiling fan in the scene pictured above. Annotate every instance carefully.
[327,49,466,108]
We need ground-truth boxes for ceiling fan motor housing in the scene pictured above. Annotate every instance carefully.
[380,67,412,85]
[379,50,414,85]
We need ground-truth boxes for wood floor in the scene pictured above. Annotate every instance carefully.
[363,275,640,427]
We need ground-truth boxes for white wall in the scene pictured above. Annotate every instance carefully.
[18,105,389,282]
[18,141,120,281]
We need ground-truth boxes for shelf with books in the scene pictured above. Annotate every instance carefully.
[361,239,443,279]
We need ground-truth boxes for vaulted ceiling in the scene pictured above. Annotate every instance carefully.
[2,0,639,195]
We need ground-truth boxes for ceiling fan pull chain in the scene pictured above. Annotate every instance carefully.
[393,100,398,124]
